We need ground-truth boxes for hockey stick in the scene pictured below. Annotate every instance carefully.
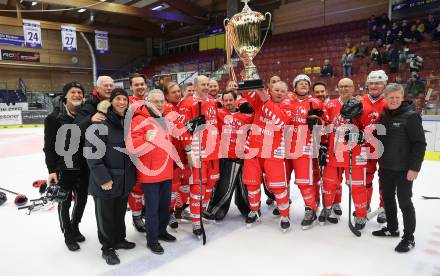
[367,207,384,221]
[421,196,440,200]
[197,101,207,245]
[348,131,361,237]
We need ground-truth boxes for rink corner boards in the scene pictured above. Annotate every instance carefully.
[0,124,43,129]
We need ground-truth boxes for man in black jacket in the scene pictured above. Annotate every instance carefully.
[85,88,136,265]
[43,81,88,251]
[373,83,426,253]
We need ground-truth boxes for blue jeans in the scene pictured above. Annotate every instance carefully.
[343,65,352,77]
[142,179,172,245]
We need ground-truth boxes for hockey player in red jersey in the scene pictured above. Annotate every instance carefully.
[163,82,191,230]
[178,75,220,238]
[284,74,325,230]
[319,78,375,231]
[205,90,253,220]
[127,73,148,233]
[242,81,292,232]
[362,70,388,223]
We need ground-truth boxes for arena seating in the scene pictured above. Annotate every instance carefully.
[0,90,26,105]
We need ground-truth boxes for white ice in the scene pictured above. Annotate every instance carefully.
[1,128,439,276]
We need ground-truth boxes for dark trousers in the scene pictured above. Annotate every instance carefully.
[142,180,172,245]
[94,195,128,251]
[57,169,89,241]
[207,158,250,219]
[379,169,416,241]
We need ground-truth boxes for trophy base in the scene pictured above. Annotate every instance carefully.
[237,79,264,91]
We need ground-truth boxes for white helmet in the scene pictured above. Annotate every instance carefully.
[366,70,388,83]
[293,74,311,88]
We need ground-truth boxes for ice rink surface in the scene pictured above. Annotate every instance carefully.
[1,128,439,276]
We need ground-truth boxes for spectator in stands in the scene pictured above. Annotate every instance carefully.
[376,38,385,49]
[384,30,395,47]
[395,30,405,45]
[378,13,390,27]
[405,25,423,43]
[406,72,426,97]
[182,82,194,99]
[355,41,369,58]
[369,25,380,41]
[424,14,438,35]
[391,21,401,36]
[208,80,220,99]
[320,59,334,77]
[368,15,377,30]
[380,24,388,38]
[409,55,423,73]
[341,48,354,77]
[386,43,400,73]
[401,20,410,34]
[312,82,329,103]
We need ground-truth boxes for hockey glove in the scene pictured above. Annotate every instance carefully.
[186,115,206,134]
[238,102,254,114]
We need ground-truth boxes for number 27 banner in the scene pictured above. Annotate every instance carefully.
[22,19,42,48]
[61,25,77,52]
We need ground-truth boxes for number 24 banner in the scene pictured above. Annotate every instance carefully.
[61,25,77,52]
[22,19,42,48]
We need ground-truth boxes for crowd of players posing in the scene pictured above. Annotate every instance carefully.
[45,69,422,265]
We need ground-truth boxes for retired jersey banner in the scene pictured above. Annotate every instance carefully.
[95,30,108,54]
[61,25,77,52]
[22,20,42,48]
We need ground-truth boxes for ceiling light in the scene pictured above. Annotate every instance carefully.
[77,8,87,13]
[151,5,164,11]
[31,1,37,6]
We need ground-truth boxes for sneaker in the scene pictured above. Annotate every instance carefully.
[354,216,367,230]
[192,222,203,238]
[71,224,85,242]
[372,227,400,237]
[65,240,80,251]
[115,239,136,250]
[301,207,317,230]
[395,238,415,253]
[158,231,176,242]
[332,203,342,216]
[133,215,146,233]
[147,242,164,255]
[318,207,331,225]
[377,210,387,224]
[102,249,120,265]
[246,211,261,228]
[280,216,291,233]
[169,214,178,229]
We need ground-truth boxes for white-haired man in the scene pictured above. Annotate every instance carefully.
[362,70,388,223]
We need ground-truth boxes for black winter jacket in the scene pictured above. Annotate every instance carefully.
[43,99,84,173]
[378,101,426,172]
[85,108,136,199]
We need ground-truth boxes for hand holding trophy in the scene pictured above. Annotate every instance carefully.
[224,0,272,90]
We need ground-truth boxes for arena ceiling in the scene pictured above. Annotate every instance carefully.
[0,0,283,38]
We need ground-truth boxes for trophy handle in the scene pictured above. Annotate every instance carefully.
[259,12,272,52]
[223,18,230,28]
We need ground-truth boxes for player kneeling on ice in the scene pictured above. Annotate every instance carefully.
[373,83,426,253]
[127,89,184,254]
[85,88,136,265]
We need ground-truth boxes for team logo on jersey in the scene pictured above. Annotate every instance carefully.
[206,106,216,118]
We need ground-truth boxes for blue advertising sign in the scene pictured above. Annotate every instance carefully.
[0,33,25,47]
